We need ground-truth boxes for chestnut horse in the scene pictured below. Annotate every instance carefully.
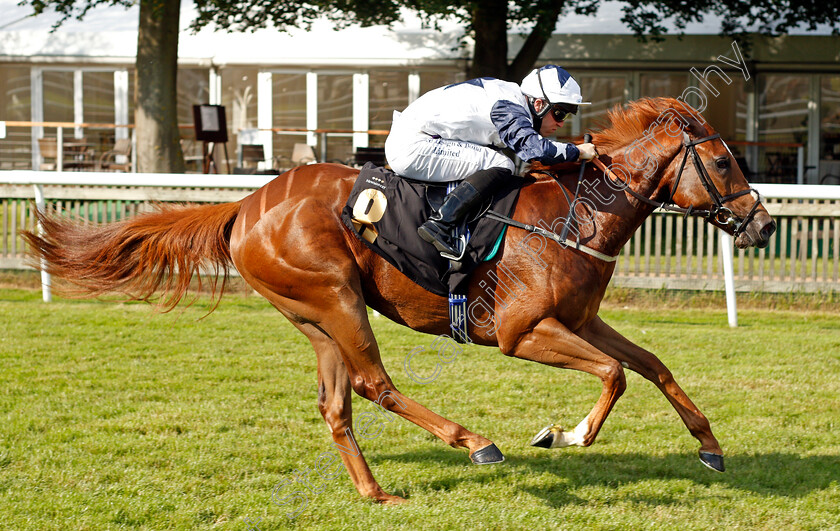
[24,98,775,504]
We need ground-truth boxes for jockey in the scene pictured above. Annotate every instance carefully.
[384,65,598,258]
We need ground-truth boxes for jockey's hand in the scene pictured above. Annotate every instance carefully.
[577,142,598,161]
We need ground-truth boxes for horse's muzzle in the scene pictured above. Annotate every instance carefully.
[734,211,775,249]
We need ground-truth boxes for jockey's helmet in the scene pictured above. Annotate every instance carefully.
[520,66,591,122]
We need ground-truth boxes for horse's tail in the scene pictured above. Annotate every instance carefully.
[22,201,242,311]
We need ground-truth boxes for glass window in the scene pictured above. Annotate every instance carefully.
[369,71,408,147]
[83,71,116,151]
[0,66,32,169]
[43,70,74,124]
[317,73,353,163]
[419,70,461,97]
[820,76,840,185]
[757,75,809,183]
[578,76,626,133]
[177,68,210,134]
[272,72,307,165]
[83,71,114,124]
[640,73,689,99]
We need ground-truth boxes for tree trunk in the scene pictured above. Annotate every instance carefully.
[469,0,509,79]
[135,0,185,173]
[506,3,565,82]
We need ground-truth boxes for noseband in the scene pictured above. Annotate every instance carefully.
[590,133,763,237]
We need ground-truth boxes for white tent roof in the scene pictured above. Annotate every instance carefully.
[1,0,836,63]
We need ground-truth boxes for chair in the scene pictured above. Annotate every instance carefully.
[350,146,387,168]
[98,138,132,172]
[234,144,276,175]
[291,143,317,165]
[63,137,96,171]
[241,144,266,166]
[37,138,58,170]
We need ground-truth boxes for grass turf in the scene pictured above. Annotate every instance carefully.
[0,288,838,530]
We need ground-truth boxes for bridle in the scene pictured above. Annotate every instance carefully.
[590,132,763,238]
[500,130,765,264]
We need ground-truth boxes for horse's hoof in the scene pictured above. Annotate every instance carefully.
[530,425,555,448]
[470,443,504,465]
[699,451,725,472]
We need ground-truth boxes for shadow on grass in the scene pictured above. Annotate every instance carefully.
[372,447,840,506]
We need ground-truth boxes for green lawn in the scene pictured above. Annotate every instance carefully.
[0,289,838,530]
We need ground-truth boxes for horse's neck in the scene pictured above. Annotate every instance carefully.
[583,148,668,258]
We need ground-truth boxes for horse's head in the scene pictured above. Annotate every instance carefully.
[596,98,775,249]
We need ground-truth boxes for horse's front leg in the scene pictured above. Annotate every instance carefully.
[578,316,725,472]
[501,317,627,448]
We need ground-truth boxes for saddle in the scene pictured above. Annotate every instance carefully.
[340,163,525,296]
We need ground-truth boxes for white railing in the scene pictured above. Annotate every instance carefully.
[721,183,840,326]
[2,170,840,327]
[2,171,273,303]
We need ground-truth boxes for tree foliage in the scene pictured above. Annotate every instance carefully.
[190,0,840,80]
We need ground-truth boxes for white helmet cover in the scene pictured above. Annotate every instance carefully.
[520,65,591,106]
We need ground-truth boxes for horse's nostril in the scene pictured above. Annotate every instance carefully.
[760,220,777,240]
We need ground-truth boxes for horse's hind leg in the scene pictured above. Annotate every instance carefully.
[232,201,501,503]
[313,285,502,464]
[299,324,405,503]
[578,316,725,472]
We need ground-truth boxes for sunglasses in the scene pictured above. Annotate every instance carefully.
[550,104,578,122]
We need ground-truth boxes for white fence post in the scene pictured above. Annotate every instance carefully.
[720,230,737,327]
[33,184,52,303]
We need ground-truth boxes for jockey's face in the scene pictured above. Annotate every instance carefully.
[534,99,564,136]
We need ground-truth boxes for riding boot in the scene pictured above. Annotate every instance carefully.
[418,167,512,257]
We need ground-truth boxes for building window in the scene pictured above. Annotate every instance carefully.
[0,66,32,170]
[177,68,210,135]
[272,72,307,166]
[317,73,354,163]
[820,75,840,185]
[419,70,462,96]
[83,71,116,151]
[369,71,408,148]
[43,70,74,124]
[578,75,627,134]
[758,74,809,184]
[640,73,689,99]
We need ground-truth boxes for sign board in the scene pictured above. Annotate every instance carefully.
[192,105,228,143]
[0,121,6,139]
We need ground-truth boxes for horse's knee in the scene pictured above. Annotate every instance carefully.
[603,361,627,396]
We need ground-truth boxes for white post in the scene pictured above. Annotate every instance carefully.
[31,67,43,170]
[114,70,130,142]
[720,230,737,327]
[306,72,318,147]
[74,70,84,139]
[352,72,369,151]
[257,71,273,168]
[56,126,63,172]
[33,184,52,303]
[408,72,420,103]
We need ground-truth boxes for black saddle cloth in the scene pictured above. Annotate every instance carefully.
[340,163,524,296]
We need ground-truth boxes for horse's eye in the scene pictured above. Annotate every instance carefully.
[715,158,730,170]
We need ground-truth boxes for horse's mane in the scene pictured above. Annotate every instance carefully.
[591,97,689,151]
[529,97,693,176]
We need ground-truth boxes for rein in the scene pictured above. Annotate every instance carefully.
[494,131,764,263]
[590,133,763,237]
